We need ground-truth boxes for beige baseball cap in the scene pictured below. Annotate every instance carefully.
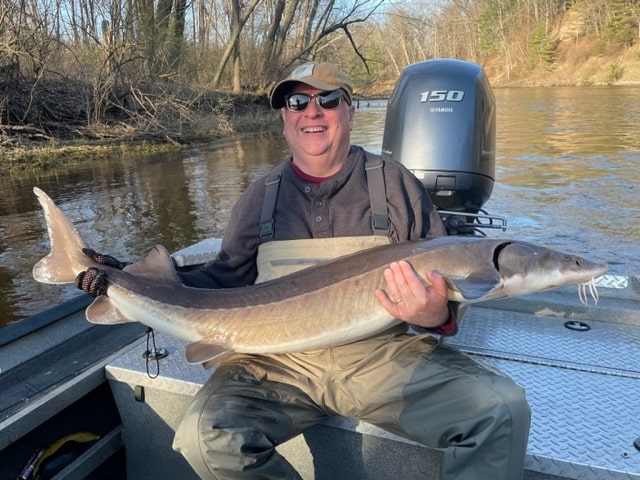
[270,62,353,109]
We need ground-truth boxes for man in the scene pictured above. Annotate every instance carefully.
[78,62,530,479]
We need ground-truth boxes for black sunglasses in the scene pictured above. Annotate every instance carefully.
[284,90,348,112]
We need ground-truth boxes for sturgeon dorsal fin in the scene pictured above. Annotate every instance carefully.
[123,245,182,285]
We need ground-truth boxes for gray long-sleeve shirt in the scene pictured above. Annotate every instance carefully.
[179,145,446,289]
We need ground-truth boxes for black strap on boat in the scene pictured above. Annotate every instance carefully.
[363,150,389,235]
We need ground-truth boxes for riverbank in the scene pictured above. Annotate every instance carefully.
[0,87,281,176]
[486,28,640,87]
[3,39,640,177]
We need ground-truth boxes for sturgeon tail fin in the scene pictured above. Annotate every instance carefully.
[32,187,101,284]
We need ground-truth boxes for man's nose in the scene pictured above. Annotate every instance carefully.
[304,99,322,116]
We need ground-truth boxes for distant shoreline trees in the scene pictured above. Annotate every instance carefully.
[1,0,637,136]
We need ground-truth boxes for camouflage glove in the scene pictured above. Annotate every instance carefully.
[74,248,130,297]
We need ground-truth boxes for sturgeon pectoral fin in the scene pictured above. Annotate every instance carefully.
[185,341,229,365]
[448,271,503,301]
[85,296,131,324]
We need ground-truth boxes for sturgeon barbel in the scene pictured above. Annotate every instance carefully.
[32,187,608,363]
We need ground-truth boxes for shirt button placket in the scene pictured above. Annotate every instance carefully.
[311,194,329,236]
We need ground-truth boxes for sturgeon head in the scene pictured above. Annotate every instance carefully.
[492,240,608,300]
[398,236,608,304]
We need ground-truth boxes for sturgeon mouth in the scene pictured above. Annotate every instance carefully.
[578,278,600,305]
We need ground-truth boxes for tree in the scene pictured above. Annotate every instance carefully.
[255,0,385,89]
[211,0,262,89]
[529,23,556,65]
[607,0,638,46]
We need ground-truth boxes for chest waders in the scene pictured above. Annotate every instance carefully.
[254,152,391,283]
[173,155,531,480]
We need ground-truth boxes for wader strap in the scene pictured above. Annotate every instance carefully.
[364,153,389,235]
[259,164,285,241]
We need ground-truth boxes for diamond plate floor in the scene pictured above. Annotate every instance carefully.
[446,294,640,480]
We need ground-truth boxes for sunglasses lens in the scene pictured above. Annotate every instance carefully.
[317,90,343,109]
[284,91,344,111]
[285,93,311,111]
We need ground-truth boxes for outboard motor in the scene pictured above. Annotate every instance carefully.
[382,59,506,235]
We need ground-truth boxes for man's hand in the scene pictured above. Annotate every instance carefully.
[375,261,450,328]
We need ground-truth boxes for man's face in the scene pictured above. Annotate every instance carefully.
[281,84,355,171]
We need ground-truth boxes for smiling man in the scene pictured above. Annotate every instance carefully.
[169,62,531,480]
[275,63,355,178]
[72,61,531,479]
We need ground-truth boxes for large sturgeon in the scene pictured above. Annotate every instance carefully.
[32,187,608,363]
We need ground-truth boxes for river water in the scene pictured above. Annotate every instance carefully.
[1,86,639,327]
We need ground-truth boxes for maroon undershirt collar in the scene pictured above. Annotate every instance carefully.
[290,158,330,184]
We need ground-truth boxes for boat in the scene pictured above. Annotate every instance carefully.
[1,59,638,480]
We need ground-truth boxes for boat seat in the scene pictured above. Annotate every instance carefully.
[106,332,442,479]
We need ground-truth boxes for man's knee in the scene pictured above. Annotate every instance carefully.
[174,392,280,478]
[173,363,307,479]
[491,374,531,428]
